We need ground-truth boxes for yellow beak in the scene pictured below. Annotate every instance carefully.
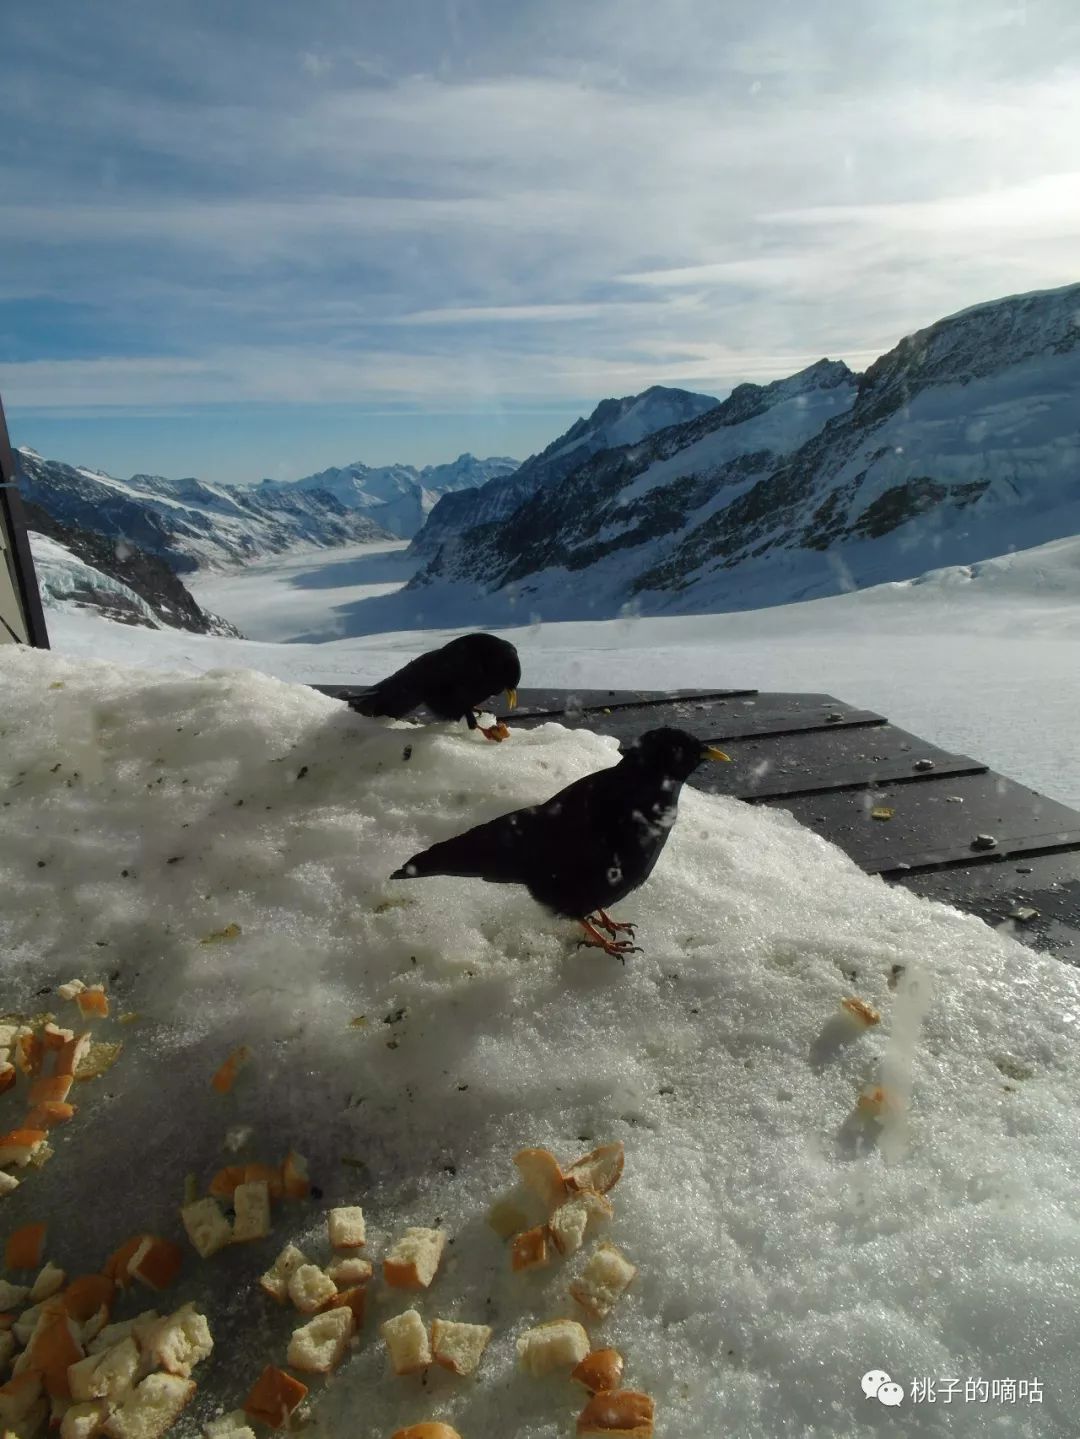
[705,746,733,762]
[505,689,518,710]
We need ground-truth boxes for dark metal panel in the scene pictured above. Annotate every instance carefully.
[895,852,1080,966]
[752,768,1080,874]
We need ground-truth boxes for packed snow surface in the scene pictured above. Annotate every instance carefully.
[2,646,1079,1436]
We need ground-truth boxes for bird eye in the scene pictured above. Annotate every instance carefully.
[606,866,622,884]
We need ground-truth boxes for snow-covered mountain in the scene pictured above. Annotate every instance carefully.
[410,385,718,560]
[14,449,391,574]
[23,499,241,636]
[407,283,1080,621]
[255,452,519,540]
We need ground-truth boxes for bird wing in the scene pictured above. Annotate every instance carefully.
[349,651,439,719]
[391,803,543,883]
[390,760,624,888]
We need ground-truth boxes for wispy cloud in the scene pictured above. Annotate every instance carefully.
[1,0,1078,476]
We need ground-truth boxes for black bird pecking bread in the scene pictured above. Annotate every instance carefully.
[390,727,731,956]
[349,633,520,741]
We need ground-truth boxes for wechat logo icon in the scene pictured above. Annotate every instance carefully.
[862,1370,905,1407]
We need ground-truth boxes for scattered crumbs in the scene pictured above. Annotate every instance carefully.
[200,922,242,945]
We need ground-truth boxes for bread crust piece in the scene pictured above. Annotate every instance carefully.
[510,1225,549,1272]
[576,1390,655,1436]
[564,1143,624,1196]
[383,1228,446,1290]
[571,1348,625,1393]
[243,1368,308,1430]
[512,1148,567,1211]
[549,1190,614,1258]
[390,1426,464,1439]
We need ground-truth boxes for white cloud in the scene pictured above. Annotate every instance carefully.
[3,0,1080,420]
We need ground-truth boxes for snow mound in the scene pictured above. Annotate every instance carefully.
[1,648,1079,1436]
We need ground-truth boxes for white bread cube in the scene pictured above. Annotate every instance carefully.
[383,1228,445,1289]
[67,1338,140,1403]
[204,1410,256,1439]
[286,1308,353,1374]
[549,1191,614,1258]
[258,1244,308,1303]
[81,1306,111,1346]
[230,1182,271,1244]
[102,1373,195,1439]
[86,1312,157,1358]
[565,1143,624,1197]
[516,1319,590,1378]
[380,1309,431,1375]
[0,1169,19,1197]
[143,1305,212,1378]
[61,1400,109,1439]
[430,1320,492,1376]
[181,1198,232,1258]
[28,1262,65,1304]
[569,1243,637,1319]
[326,1256,372,1287]
[57,981,87,1001]
[203,1412,255,1439]
[286,1265,336,1315]
[0,1280,30,1309]
[131,1312,162,1350]
[327,1206,366,1249]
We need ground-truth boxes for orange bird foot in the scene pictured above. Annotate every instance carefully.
[479,722,511,742]
[577,917,643,962]
[595,908,635,937]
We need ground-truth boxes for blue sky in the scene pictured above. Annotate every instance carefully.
[2,0,1078,484]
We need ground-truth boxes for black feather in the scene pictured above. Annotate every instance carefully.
[391,727,714,919]
[351,633,520,724]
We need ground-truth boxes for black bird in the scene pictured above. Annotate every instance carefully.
[389,727,732,956]
[349,633,520,741]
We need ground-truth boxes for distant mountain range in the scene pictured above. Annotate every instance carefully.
[405,282,1080,622]
[16,281,1080,638]
[255,453,520,540]
[14,446,516,630]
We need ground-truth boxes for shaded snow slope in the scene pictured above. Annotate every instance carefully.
[2,648,1079,1436]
